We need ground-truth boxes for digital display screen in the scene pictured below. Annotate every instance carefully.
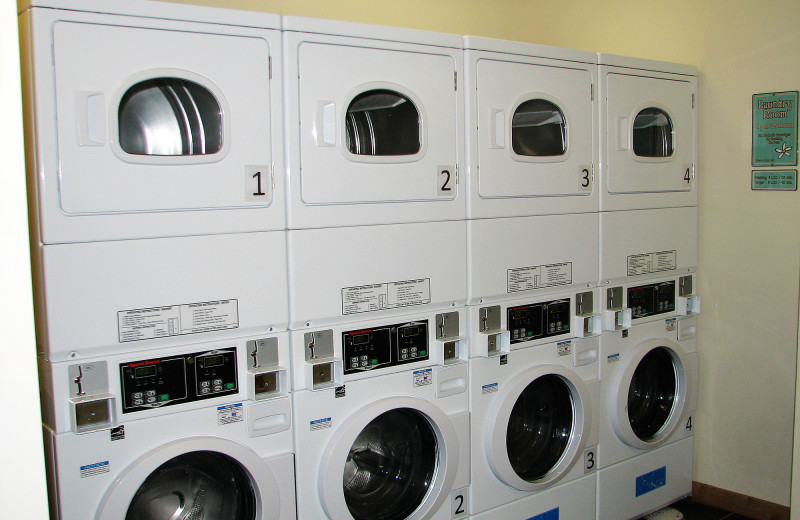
[352,334,370,345]
[203,355,223,368]
[134,365,157,378]
[402,326,419,337]
[511,309,528,320]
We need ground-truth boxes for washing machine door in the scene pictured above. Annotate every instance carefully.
[95,437,280,520]
[475,58,595,201]
[604,72,695,195]
[485,364,591,491]
[609,338,696,450]
[318,397,460,520]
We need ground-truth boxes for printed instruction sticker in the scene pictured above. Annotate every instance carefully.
[80,461,110,478]
[342,279,431,315]
[310,417,332,431]
[752,91,797,167]
[627,251,677,277]
[413,368,433,387]
[752,170,797,191]
[482,383,499,395]
[508,262,572,293]
[118,299,239,343]
[217,403,244,425]
[665,318,677,332]
[557,340,572,357]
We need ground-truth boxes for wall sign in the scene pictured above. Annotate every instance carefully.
[752,91,797,167]
[751,170,798,191]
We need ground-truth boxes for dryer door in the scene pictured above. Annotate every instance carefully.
[96,437,281,520]
[604,72,695,195]
[485,364,591,491]
[51,19,279,222]
[318,397,460,520]
[475,59,595,202]
[296,43,458,206]
[609,338,697,450]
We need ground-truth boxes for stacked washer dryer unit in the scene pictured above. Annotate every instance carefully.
[596,54,700,520]
[283,17,471,520]
[20,1,295,518]
[463,37,602,520]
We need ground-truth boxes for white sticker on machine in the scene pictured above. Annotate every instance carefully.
[507,262,572,293]
[118,299,239,343]
[627,251,677,276]
[342,279,431,315]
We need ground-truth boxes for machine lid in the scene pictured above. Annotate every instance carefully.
[125,450,256,520]
[627,346,677,440]
[343,408,438,520]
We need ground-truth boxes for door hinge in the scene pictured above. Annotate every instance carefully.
[591,84,594,101]
[454,71,458,92]
[455,164,459,184]
[270,163,275,189]
[692,93,695,109]
[269,56,273,80]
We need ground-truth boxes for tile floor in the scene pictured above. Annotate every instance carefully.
[642,498,758,520]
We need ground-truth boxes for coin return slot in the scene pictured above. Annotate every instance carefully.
[72,397,114,434]
[488,334,499,354]
[312,362,335,390]
[444,341,457,361]
[254,371,279,398]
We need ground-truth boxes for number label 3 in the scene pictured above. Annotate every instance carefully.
[579,166,592,191]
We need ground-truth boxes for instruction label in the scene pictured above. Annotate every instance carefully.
[507,262,572,293]
[751,170,797,191]
[482,383,498,395]
[557,340,572,357]
[217,403,244,425]
[342,279,431,315]
[311,417,332,431]
[118,299,239,343]
[80,461,109,478]
[627,251,677,276]
[413,368,433,387]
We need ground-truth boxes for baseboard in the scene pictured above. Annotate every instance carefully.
[692,481,790,520]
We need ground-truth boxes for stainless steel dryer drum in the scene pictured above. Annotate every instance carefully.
[19,0,286,243]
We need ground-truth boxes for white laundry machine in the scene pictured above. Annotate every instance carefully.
[467,212,599,307]
[288,221,467,329]
[468,331,599,518]
[598,54,697,212]
[464,37,598,219]
[291,310,470,519]
[39,334,295,519]
[282,16,465,229]
[597,274,699,520]
[33,231,288,362]
[19,0,285,244]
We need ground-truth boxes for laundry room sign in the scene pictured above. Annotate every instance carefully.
[752,91,797,167]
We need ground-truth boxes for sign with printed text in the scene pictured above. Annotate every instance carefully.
[751,170,797,191]
[752,91,798,167]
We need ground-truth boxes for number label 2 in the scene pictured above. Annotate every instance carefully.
[438,165,457,197]
[451,488,469,518]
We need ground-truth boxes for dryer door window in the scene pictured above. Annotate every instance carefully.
[507,374,573,481]
[627,346,677,440]
[125,450,257,519]
[632,107,674,158]
[343,408,437,520]
[346,90,421,156]
[511,99,567,157]
[119,78,223,156]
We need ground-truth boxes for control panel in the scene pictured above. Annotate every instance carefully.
[628,281,676,319]
[508,299,570,345]
[120,347,238,413]
[343,320,429,375]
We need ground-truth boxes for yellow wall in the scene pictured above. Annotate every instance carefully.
[171,0,800,508]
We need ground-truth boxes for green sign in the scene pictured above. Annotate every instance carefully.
[751,170,797,191]
[752,91,798,166]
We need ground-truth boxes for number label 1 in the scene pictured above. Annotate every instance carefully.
[438,165,457,197]
[584,446,597,473]
[451,488,469,518]
[245,165,272,203]
[579,166,592,191]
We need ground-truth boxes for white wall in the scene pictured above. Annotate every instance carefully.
[0,0,48,516]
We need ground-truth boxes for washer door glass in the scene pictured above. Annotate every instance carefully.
[632,107,674,158]
[627,346,677,440]
[345,90,421,156]
[343,408,438,520]
[507,374,573,481]
[511,99,567,157]
[119,78,223,156]
[125,450,256,520]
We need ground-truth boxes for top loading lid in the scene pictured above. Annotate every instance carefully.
[598,53,697,76]
[464,36,597,65]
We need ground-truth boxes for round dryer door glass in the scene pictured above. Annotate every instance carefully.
[345,89,421,156]
[632,107,674,158]
[343,408,437,520]
[119,78,223,156]
[511,99,567,157]
[507,374,573,481]
[627,347,677,440]
[125,451,256,520]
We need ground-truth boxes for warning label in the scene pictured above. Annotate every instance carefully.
[627,251,677,276]
[80,461,109,478]
[118,299,239,343]
[311,417,332,431]
[217,403,244,425]
[342,279,431,315]
[413,368,433,387]
[508,262,572,293]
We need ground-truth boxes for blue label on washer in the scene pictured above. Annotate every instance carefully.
[527,507,559,520]
[80,461,110,478]
[635,466,667,497]
[310,417,332,431]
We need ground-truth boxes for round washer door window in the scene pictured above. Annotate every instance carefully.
[632,107,674,158]
[627,346,677,440]
[507,374,573,481]
[345,89,421,156]
[125,450,256,520]
[343,408,437,520]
